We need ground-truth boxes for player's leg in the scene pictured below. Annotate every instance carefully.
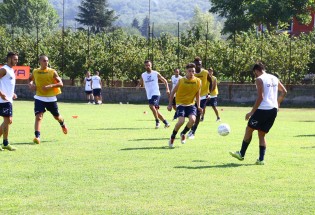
[169,116,185,147]
[256,130,267,164]
[1,116,16,151]
[188,99,206,139]
[46,101,68,135]
[33,99,46,144]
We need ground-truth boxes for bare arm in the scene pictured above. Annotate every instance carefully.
[42,70,63,91]
[211,78,217,92]
[195,88,203,113]
[136,77,144,88]
[158,73,170,96]
[167,83,179,111]
[277,81,287,108]
[246,78,263,120]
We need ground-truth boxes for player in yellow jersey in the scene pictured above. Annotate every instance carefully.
[187,57,211,139]
[202,67,221,122]
[167,63,202,148]
[28,55,68,144]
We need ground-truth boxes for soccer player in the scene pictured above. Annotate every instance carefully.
[137,60,170,129]
[28,55,68,144]
[187,57,210,139]
[91,71,102,104]
[0,52,18,151]
[84,70,94,104]
[171,68,182,120]
[167,63,202,148]
[229,62,287,165]
[202,68,221,122]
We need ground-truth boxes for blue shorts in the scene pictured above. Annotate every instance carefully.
[248,108,277,133]
[85,90,92,95]
[148,95,160,109]
[195,99,207,114]
[176,105,197,118]
[93,89,101,96]
[0,102,12,117]
[34,99,60,117]
[207,97,218,106]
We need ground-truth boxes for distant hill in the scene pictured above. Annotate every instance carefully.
[49,0,211,28]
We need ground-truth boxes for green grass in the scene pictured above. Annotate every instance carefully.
[1,101,314,214]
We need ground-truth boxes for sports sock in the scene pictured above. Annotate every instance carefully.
[59,120,65,127]
[35,131,40,138]
[181,126,190,135]
[171,130,178,139]
[259,146,266,161]
[163,120,168,125]
[3,139,8,146]
[155,119,159,123]
[240,140,250,157]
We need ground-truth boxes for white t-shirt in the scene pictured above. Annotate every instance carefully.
[91,75,101,89]
[258,73,279,110]
[142,70,160,99]
[0,65,16,103]
[84,77,92,91]
[171,75,182,91]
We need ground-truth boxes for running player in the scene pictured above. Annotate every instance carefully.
[167,63,202,148]
[171,68,182,120]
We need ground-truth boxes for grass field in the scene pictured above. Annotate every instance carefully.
[1,101,314,214]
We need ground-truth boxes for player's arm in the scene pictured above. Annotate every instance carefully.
[158,73,170,96]
[277,80,287,108]
[28,73,37,91]
[246,78,263,120]
[195,87,203,113]
[43,70,63,91]
[167,83,179,111]
[0,68,8,100]
[136,77,144,89]
[211,77,217,92]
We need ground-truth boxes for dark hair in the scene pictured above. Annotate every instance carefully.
[252,62,265,72]
[7,52,18,59]
[144,60,151,64]
[194,56,201,62]
[174,68,179,71]
[208,67,213,72]
[186,63,196,69]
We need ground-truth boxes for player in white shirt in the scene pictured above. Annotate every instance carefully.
[0,52,18,151]
[84,71,94,104]
[170,68,182,120]
[91,71,102,104]
[229,62,287,165]
[137,60,171,129]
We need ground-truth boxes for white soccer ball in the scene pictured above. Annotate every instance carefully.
[218,123,231,136]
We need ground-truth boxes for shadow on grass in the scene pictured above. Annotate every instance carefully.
[13,140,51,145]
[128,138,169,142]
[294,134,315,137]
[301,146,315,149]
[121,146,170,150]
[298,120,315,123]
[89,128,151,131]
[174,163,255,169]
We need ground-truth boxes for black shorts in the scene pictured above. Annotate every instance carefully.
[34,99,60,117]
[195,99,207,115]
[93,89,101,96]
[148,95,160,109]
[0,102,13,117]
[176,105,197,118]
[85,90,92,95]
[248,108,278,133]
[207,97,218,107]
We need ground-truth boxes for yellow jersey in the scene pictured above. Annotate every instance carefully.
[33,68,61,97]
[210,75,218,96]
[175,77,201,106]
[194,69,209,97]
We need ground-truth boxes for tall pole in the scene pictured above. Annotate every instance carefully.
[205,22,209,69]
[177,22,180,68]
[62,0,65,76]
[147,0,151,60]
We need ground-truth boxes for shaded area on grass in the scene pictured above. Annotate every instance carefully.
[128,138,169,141]
[174,163,255,169]
[294,134,315,137]
[89,128,151,131]
[121,146,170,150]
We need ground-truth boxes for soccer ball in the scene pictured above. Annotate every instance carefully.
[218,123,231,136]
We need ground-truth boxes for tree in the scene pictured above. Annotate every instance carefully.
[140,16,150,38]
[76,0,118,33]
[0,0,59,35]
[209,0,315,34]
[131,18,140,30]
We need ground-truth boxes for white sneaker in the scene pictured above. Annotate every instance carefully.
[164,123,170,128]
[168,138,174,148]
[187,131,195,139]
[216,117,221,122]
[180,133,186,144]
[155,122,160,129]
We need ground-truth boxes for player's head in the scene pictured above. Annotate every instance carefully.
[252,62,265,77]
[208,67,214,76]
[174,68,180,76]
[193,57,202,72]
[86,71,91,76]
[6,52,18,66]
[185,63,196,79]
[39,54,49,69]
[95,71,99,75]
[144,60,152,72]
